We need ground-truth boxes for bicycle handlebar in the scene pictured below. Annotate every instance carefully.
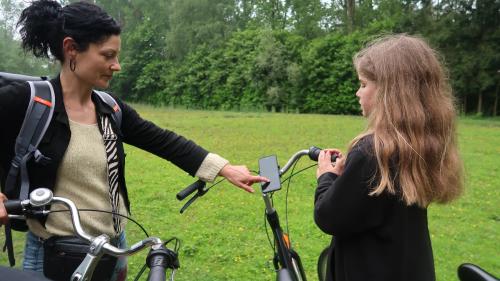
[5,189,163,255]
[4,188,177,281]
[176,146,338,214]
[147,244,181,281]
[3,200,24,216]
[279,146,338,176]
[176,180,205,201]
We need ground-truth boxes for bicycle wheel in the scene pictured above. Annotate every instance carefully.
[278,268,295,281]
[276,261,304,281]
[317,246,330,281]
[289,250,307,281]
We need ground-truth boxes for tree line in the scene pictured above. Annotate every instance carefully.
[1,0,498,115]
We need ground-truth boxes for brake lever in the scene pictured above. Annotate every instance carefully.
[7,207,49,220]
[179,183,208,214]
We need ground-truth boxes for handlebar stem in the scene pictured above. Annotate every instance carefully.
[263,193,275,215]
[71,235,109,281]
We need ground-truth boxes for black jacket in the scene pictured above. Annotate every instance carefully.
[0,75,208,215]
[314,137,435,281]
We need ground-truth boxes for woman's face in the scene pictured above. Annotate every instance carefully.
[356,74,377,116]
[73,35,121,89]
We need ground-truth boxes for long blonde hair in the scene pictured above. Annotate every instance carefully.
[352,34,463,207]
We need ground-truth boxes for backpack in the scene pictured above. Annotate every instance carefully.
[0,72,122,266]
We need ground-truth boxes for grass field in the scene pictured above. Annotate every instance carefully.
[2,106,499,281]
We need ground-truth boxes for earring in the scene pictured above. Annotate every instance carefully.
[70,59,76,72]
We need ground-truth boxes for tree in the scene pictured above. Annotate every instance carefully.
[288,0,325,39]
[166,0,236,60]
[112,16,168,100]
[300,32,363,114]
[345,0,355,32]
[430,0,500,115]
[0,0,53,75]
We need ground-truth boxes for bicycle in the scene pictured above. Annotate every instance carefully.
[4,187,180,281]
[177,146,337,281]
[458,264,499,281]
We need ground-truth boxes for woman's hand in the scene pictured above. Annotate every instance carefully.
[219,164,269,193]
[316,149,345,178]
[0,192,9,226]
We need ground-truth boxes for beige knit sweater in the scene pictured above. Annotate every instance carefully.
[28,119,228,239]
[28,120,127,238]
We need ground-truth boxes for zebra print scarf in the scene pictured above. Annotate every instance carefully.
[100,115,121,234]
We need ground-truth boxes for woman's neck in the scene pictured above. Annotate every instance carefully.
[60,69,93,105]
[59,69,97,124]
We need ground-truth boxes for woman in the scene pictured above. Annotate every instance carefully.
[314,34,463,281]
[0,1,267,280]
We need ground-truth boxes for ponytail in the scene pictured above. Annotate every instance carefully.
[17,0,121,63]
[17,0,64,60]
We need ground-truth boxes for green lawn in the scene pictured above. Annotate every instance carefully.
[2,107,499,281]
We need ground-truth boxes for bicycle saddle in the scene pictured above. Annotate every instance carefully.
[0,266,52,281]
[458,263,499,281]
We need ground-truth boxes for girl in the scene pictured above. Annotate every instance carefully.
[314,34,463,281]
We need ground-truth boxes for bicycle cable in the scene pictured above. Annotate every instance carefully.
[48,209,150,237]
[280,163,318,186]
[264,210,274,253]
[260,162,318,257]
[48,209,180,281]
[282,162,318,245]
[204,177,226,192]
[251,169,278,259]
[284,158,300,245]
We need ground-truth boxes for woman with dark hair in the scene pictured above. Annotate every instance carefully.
[314,34,464,281]
[0,1,267,280]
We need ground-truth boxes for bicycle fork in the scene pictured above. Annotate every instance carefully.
[263,194,306,281]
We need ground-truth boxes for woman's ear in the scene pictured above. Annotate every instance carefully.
[62,37,78,58]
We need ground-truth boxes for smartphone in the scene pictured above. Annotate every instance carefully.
[259,155,281,193]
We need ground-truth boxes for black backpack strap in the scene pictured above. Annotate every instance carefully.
[4,81,55,200]
[0,72,48,84]
[2,80,54,266]
[93,90,122,129]
[2,224,15,266]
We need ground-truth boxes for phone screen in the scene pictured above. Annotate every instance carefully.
[259,155,281,193]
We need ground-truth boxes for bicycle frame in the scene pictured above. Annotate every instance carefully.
[263,191,307,281]
[261,149,312,281]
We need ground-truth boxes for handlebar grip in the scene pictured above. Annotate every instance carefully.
[308,146,339,162]
[176,180,205,201]
[147,264,167,281]
[3,200,23,215]
[146,245,179,281]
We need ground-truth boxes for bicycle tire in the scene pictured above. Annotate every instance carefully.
[291,257,305,281]
[317,246,330,281]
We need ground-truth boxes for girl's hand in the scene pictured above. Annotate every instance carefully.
[219,164,269,193]
[316,149,345,178]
